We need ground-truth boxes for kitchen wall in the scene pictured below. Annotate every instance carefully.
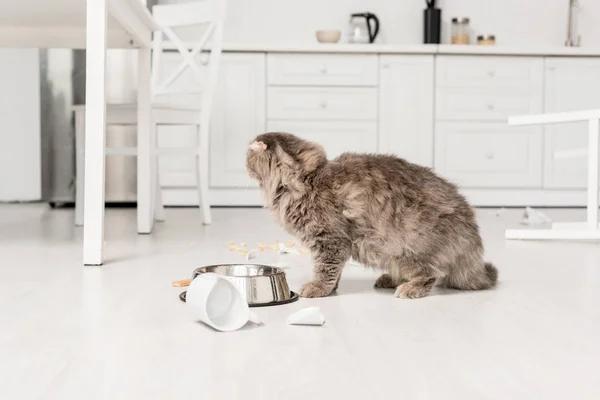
[162,0,599,46]
[0,49,40,202]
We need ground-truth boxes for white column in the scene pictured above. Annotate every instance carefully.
[83,0,108,265]
[137,47,154,234]
[586,118,599,229]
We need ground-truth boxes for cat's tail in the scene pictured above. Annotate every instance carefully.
[442,258,498,290]
[484,262,498,287]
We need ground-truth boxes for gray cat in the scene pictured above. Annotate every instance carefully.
[246,132,497,299]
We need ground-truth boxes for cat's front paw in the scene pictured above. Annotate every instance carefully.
[299,281,333,298]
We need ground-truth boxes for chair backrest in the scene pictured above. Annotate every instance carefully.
[151,0,227,116]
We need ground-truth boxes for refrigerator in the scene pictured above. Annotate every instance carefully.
[40,0,158,206]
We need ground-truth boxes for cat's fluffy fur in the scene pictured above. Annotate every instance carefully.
[246,132,498,299]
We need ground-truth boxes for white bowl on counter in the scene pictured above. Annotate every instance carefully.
[316,30,341,43]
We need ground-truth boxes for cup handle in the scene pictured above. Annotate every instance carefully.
[248,311,262,325]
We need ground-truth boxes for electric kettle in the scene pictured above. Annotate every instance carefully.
[348,12,380,44]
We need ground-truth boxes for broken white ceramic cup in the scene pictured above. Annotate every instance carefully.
[287,306,325,326]
[186,273,261,332]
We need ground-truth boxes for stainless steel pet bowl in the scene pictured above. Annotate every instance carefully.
[181,264,299,307]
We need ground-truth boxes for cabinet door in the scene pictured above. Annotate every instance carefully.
[210,53,266,188]
[544,58,600,188]
[435,122,542,188]
[266,120,377,159]
[379,55,434,167]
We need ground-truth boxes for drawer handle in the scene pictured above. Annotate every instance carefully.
[320,65,328,74]
[319,101,328,109]
[485,151,495,160]
[487,70,496,77]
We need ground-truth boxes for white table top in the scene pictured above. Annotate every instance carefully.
[0,0,158,48]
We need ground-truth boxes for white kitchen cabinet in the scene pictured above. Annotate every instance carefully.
[267,120,377,159]
[379,55,434,167]
[544,58,600,188]
[268,53,378,86]
[267,87,378,121]
[436,56,544,88]
[155,48,600,207]
[435,87,543,121]
[159,53,265,198]
[435,122,543,188]
[209,53,266,188]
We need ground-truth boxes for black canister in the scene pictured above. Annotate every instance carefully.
[423,5,441,44]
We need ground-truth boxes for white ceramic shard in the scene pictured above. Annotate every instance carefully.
[287,307,325,326]
[278,242,299,256]
[245,248,259,261]
[521,206,552,226]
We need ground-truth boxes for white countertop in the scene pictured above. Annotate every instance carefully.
[196,42,600,57]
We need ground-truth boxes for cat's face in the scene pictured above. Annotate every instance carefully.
[246,132,326,184]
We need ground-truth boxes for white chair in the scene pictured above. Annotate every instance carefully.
[74,0,226,227]
[505,109,600,240]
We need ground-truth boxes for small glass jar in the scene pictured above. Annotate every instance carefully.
[451,17,470,44]
[477,35,496,45]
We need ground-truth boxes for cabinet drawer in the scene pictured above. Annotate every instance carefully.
[436,56,543,87]
[435,122,542,188]
[436,88,542,121]
[266,120,377,159]
[268,54,378,86]
[268,87,377,120]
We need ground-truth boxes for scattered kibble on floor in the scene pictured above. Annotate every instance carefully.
[225,241,310,257]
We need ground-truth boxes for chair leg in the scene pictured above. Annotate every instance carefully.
[154,142,165,222]
[74,112,85,227]
[196,122,212,225]
[136,47,154,234]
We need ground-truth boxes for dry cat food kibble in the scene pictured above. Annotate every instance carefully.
[226,241,310,257]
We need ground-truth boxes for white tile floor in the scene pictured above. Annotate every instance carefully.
[1,204,600,399]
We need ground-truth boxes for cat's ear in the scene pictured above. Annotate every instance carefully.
[301,145,327,172]
[249,141,267,152]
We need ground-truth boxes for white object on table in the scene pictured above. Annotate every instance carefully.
[505,109,600,240]
[0,0,159,265]
[74,0,227,229]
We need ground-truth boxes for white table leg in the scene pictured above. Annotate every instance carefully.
[586,118,599,229]
[83,0,108,265]
[74,111,85,227]
[137,47,154,234]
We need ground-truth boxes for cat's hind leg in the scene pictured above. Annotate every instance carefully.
[371,256,412,290]
[395,277,437,299]
[374,273,397,289]
[393,256,440,299]
[374,263,406,288]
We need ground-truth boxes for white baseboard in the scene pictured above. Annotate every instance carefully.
[461,189,588,207]
[162,187,590,207]
[162,188,263,206]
